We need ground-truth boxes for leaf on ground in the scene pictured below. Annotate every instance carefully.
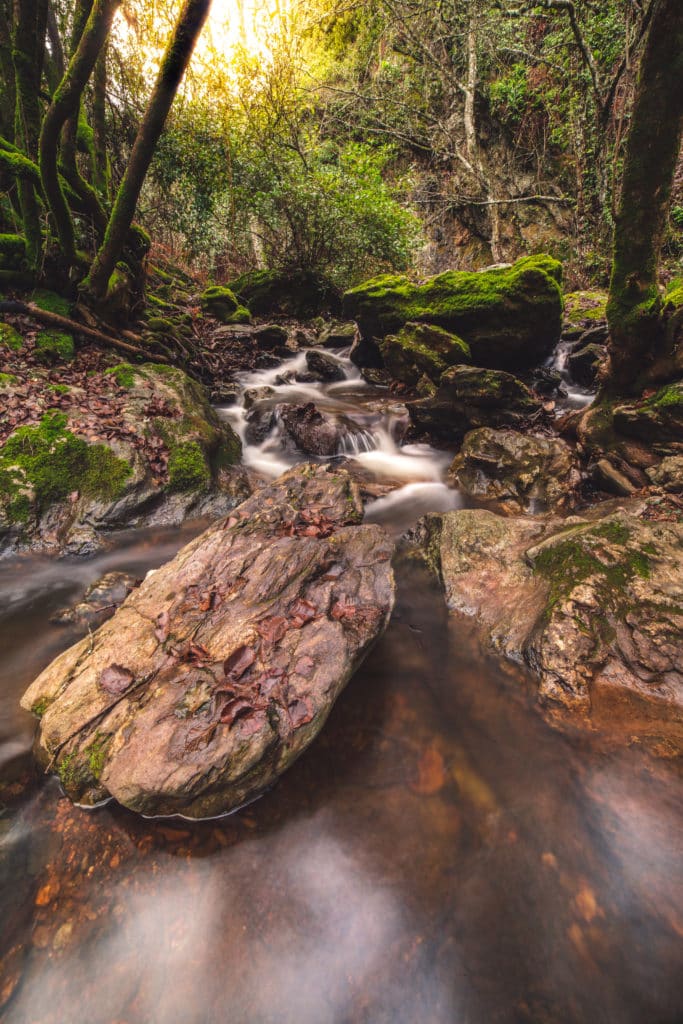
[223,644,256,680]
[99,664,135,695]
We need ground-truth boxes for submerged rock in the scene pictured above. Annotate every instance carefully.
[305,350,346,383]
[407,365,544,444]
[419,507,683,754]
[280,402,349,456]
[22,465,395,818]
[51,572,139,630]
[343,254,563,370]
[449,428,579,514]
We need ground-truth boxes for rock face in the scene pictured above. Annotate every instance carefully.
[408,365,544,444]
[22,465,396,818]
[419,507,683,754]
[379,322,471,386]
[0,364,245,555]
[343,254,563,370]
[449,428,579,514]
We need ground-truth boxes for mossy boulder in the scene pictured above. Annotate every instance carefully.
[0,321,23,351]
[228,269,341,318]
[449,428,578,514]
[419,508,683,754]
[407,365,544,444]
[34,329,75,364]
[343,255,563,370]
[563,290,608,332]
[379,322,471,387]
[613,381,683,449]
[200,285,246,323]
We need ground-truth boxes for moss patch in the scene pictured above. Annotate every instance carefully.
[0,372,18,388]
[563,290,608,324]
[0,321,23,351]
[35,329,75,364]
[168,441,211,492]
[104,363,138,389]
[30,290,72,318]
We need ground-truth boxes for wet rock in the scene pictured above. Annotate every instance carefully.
[528,366,566,398]
[407,365,545,444]
[252,324,289,353]
[280,403,349,457]
[646,455,683,493]
[22,465,395,818]
[380,322,471,387]
[51,572,139,630]
[568,342,606,387]
[243,386,275,410]
[350,333,384,369]
[305,350,346,383]
[344,255,563,370]
[360,367,391,387]
[419,508,683,753]
[449,428,579,514]
[318,320,358,349]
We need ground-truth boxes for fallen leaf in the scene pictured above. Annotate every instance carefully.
[223,645,256,680]
[99,664,134,695]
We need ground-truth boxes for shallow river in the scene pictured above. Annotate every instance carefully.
[1,347,681,1024]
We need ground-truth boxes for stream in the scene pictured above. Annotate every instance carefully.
[1,344,682,1024]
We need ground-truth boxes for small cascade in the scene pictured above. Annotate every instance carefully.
[336,429,378,456]
[547,337,596,410]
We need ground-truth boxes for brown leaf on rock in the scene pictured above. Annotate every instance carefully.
[220,698,254,727]
[154,609,170,643]
[99,664,134,695]
[289,599,317,628]
[256,616,289,644]
[288,698,314,727]
[223,645,256,680]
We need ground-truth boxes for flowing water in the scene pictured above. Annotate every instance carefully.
[1,346,682,1024]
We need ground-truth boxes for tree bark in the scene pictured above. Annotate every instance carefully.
[607,0,683,394]
[85,0,212,299]
[39,0,119,268]
[13,0,49,267]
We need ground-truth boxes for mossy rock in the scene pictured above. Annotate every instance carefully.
[228,269,341,319]
[200,286,243,323]
[613,382,683,447]
[30,290,72,318]
[0,411,131,524]
[105,363,137,389]
[343,254,563,371]
[168,441,211,492]
[0,321,23,351]
[380,322,471,386]
[563,290,608,327]
[35,329,75,364]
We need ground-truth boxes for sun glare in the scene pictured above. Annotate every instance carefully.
[205,0,290,62]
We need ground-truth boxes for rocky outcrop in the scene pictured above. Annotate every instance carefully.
[449,428,579,514]
[407,365,545,444]
[22,465,395,818]
[0,364,245,556]
[343,254,563,370]
[379,322,471,386]
[419,507,683,754]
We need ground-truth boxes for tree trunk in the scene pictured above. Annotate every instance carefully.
[92,43,109,197]
[39,0,119,268]
[607,0,683,394]
[85,0,212,300]
[13,0,49,267]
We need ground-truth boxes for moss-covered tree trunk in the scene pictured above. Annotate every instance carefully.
[13,0,49,267]
[92,43,109,198]
[606,0,683,394]
[84,0,212,300]
[39,0,119,268]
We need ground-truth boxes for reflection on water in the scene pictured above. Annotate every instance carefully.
[1,543,682,1024]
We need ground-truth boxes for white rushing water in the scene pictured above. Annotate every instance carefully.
[216,346,457,514]
[548,338,595,410]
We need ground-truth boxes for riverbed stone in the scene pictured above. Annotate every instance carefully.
[407,365,545,444]
[305,350,346,382]
[449,428,579,513]
[418,507,683,754]
[379,322,471,387]
[280,402,350,456]
[21,465,395,818]
[343,254,563,370]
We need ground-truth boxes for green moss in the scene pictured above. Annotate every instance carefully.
[48,383,70,395]
[0,321,23,351]
[57,752,77,788]
[35,329,75,364]
[105,363,138,388]
[381,321,471,385]
[647,382,683,410]
[200,285,240,322]
[30,290,72,318]
[563,290,608,323]
[0,372,17,387]
[224,305,252,325]
[0,234,27,269]
[86,736,108,781]
[168,441,211,492]
[0,411,131,522]
[663,278,683,310]
[31,697,50,717]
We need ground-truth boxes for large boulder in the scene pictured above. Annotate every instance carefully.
[21,465,395,818]
[449,428,579,514]
[379,322,471,386]
[407,365,545,444]
[0,363,244,555]
[228,270,341,319]
[200,285,251,325]
[418,508,683,754]
[343,254,563,370]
